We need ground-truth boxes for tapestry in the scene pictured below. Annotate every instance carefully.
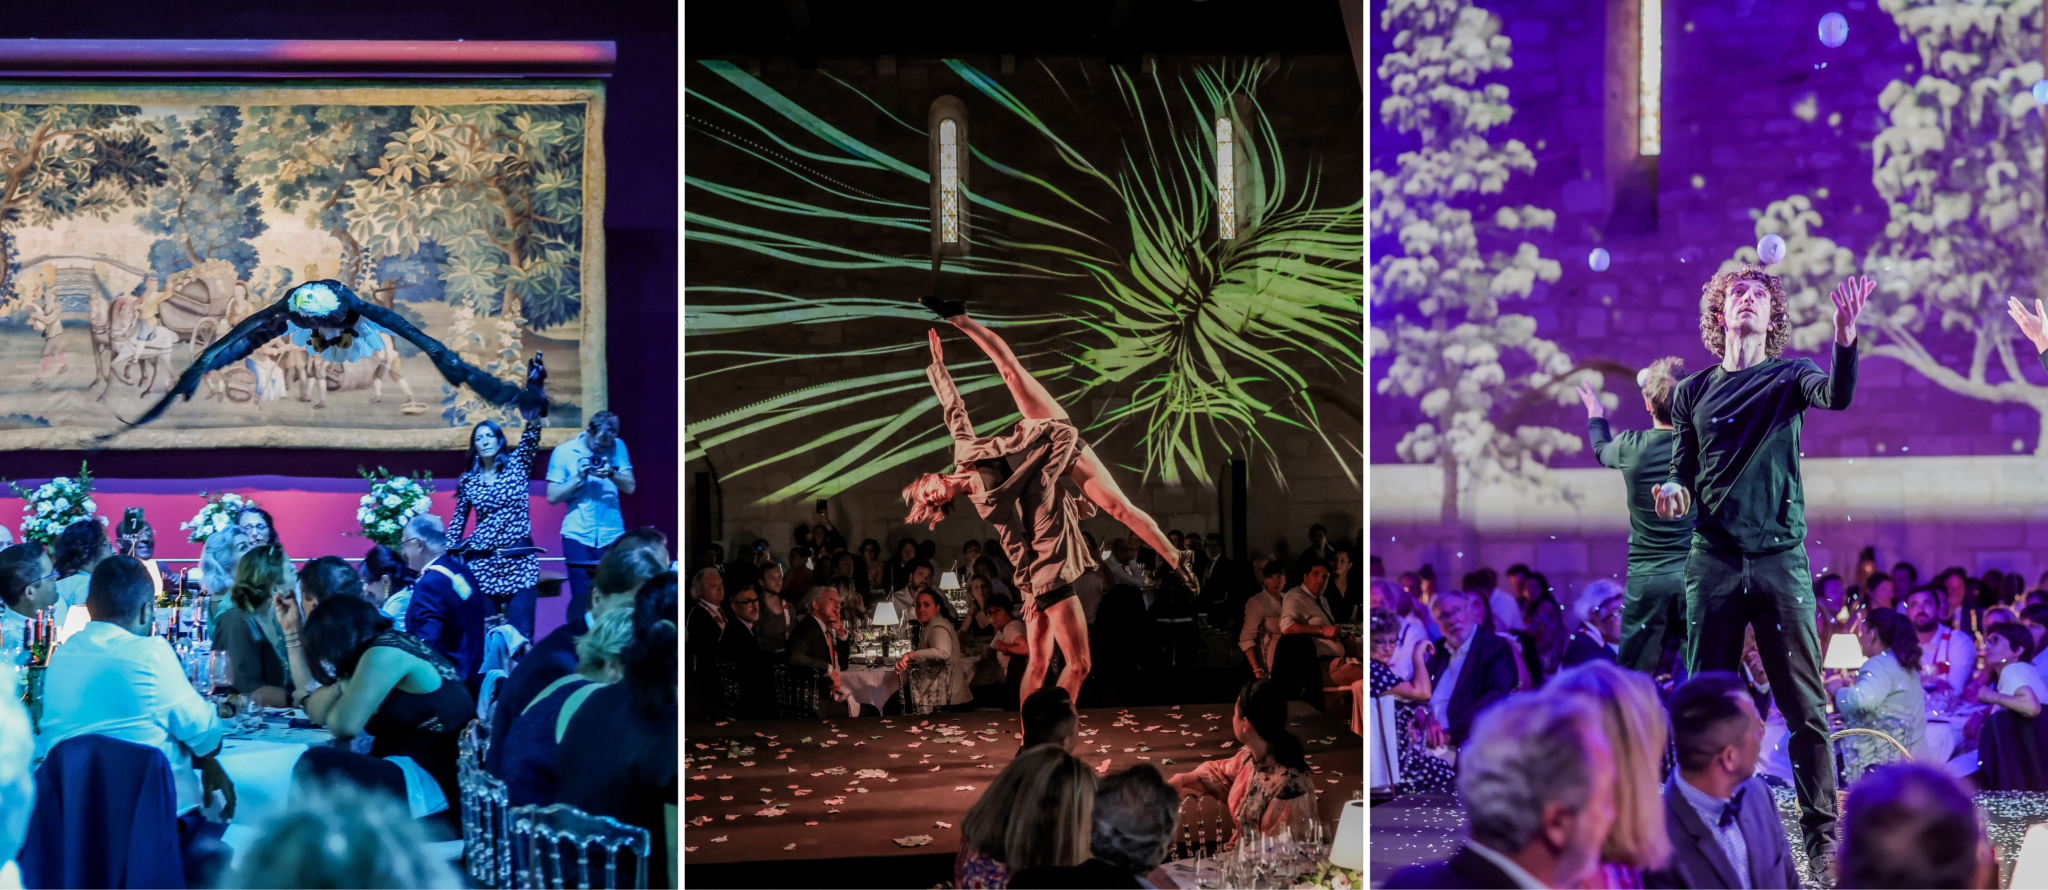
[0,82,606,449]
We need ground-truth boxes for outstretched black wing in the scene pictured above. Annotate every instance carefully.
[350,300,549,413]
[100,302,292,442]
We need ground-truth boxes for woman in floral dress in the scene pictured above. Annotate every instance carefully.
[452,405,544,639]
[1167,680,1320,841]
[1368,608,1457,795]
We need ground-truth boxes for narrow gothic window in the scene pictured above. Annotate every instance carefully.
[1639,0,1661,156]
[940,119,960,243]
[1217,116,1237,239]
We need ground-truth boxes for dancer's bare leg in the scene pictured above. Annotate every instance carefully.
[946,314,1068,422]
[1069,443,1182,572]
[1045,596,1091,703]
[1019,601,1055,717]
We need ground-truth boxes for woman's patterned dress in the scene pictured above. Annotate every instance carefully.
[454,423,542,612]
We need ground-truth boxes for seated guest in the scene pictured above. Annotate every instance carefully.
[1835,764,1996,890]
[1971,621,2048,791]
[1826,607,1927,778]
[1010,764,1181,889]
[50,518,113,612]
[1562,580,1624,668]
[213,544,295,707]
[719,583,771,666]
[786,583,854,699]
[1415,587,1519,749]
[1368,608,1454,794]
[1020,686,1079,752]
[972,592,1029,708]
[297,556,364,612]
[881,560,934,623]
[219,779,461,890]
[1643,672,1797,890]
[1548,661,1672,889]
[1904,586,1974,702]
[1167,680,1319,840]
[1384,693,1615,889]
[961,572,998,645]
[895,588,974,710]
[0,543,58,666]
[1372,578,1431,680]
[1240,562,1288,679]
[754,563,791,654]
[683,565,728,716]
[555,574,680,888]
[1280,556,1363,687]
[498,608,633,806]
[958,744,1100,890]
[398,515,491,686]
[360,544,417,633]
[199,526,253,625]
[286,594,474,820]
[35,557,237,860]
[492,547,666,774]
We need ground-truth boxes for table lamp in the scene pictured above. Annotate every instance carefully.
[1330,799,1364,871]
[55,604,91,646]
[2013,822,2048,889]
[940,571,960,591]
[1822,633,1867,672]
[873,601,901,662]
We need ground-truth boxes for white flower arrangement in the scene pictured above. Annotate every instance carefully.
[357,467,435,548]
[181,491,257,543]
[9,463,101,546]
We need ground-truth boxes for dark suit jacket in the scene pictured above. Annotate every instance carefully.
[405,553,492,683]
[1424,627,1519,746]
[1643,775,1798,890]
[1008,858,1145,889]
[1383,845,1523,890]
[783,615,848,673]
[1561,629,1618,668]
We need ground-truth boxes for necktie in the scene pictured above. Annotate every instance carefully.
[1719,787,1746,828]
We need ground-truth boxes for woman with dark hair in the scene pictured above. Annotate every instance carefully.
[960,572,997,646]
[555,573,681,887]
[883,538,919,595]
[1827,607,1927,780]
[896,588,974,710]
[237,506,280,550]
[281,594,475,818]
[50,518,113,612]
[361,545,418,632]
[1973,621,2048,791]
[827,551,863,598]
[957,744,1099,889]
[1165,679,1318,841]
[452,395,546,638]
[1521,571,1567,683]
[973,555,1012,598]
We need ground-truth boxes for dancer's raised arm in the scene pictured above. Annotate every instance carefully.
[925,329,980,444]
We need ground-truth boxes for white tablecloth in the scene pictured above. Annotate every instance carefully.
[838,668,900,716]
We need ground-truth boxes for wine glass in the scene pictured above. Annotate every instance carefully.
[237,693,263,732]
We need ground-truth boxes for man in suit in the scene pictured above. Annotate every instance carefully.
[398,515,491,687]
[1562,580,1624,668]
[786,584,853,698]
[1386,693,1616,889]
[1644,672,1797,890]
[684,565,731,718]
[1195,533,1237,609]
[1415,588,1519,748]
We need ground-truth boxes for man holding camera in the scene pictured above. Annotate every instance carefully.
[546,411,636,629]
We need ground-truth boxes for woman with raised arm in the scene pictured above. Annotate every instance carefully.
[903,305,1199,711]
[450,355,548,639]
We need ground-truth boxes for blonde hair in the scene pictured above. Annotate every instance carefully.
[230,543,290,615]
[961,745,1097,871]
[901,470,976,529]
[573,607,636,675]
[1547,661,1674,869]
[1640,356,1686,425]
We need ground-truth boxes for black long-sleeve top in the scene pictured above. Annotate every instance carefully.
[1588,418,1694,574]
[1666,341,1858,555]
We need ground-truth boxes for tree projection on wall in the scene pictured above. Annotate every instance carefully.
[143,107,267,287]
[0,105,166,307]
[1370,0,1591,532]
[1723,0,2048,446]
[684,58,1363,505]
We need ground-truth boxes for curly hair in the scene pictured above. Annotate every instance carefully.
[1698,264,1791,359]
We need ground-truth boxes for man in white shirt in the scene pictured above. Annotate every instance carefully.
[880,562,933,624]
[1280,557,1361,686]
[986,593,1027,678]
[545,411,637,623]
[0,543,59,666]
[1102,538,1147,591]
[33,557,237,835]
[1904,587,1975,696]
[1240,562,1289,679]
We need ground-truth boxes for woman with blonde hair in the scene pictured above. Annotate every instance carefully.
[955,744,1099,888]
[1548,660,1673,889]
[213,543,297,707]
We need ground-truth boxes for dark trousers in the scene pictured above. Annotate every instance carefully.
[178,810,230,889]
[501,586,537,641]
[563,537,609,623]
[1684,544,1836,859]
[1617,568,1687,674]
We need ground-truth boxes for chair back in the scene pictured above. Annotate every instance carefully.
[506,802,652,889]
[899,663,939,715]
[485,622,531,676]
[459,720,513,888]
[1368,695,1402,790]
[1171,793,1232,860]
[19,734,186,889]
[772,664,823,718]
[714,658,744,715]
[479,668,511,724]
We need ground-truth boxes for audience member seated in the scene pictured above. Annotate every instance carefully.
[50,518,113,612]
[1010,764,1181,889]
[896,588,974,710]
[719,583,772,667]
[1240,562,1288,679]
[1280,556,1362,688]
[1384,693,1614,889]
[495,546,666,772]
[360,544,418,633]
[1166,679,1318,841]
[1020,686,1079,753]
[219,779,461,890]
[958,744,1100,890]
[1827,607,1928,778]
[554,573,680,888]
[1834,764,1996,890]
[34,557,238,868]
[1369,608,1454,794]
[1415,588,1519,749]
[961,571,998,645]
[1971,621,2048,791]
[1372,579,1430,680]
[398,515,491,687]
[1562,579,1624,668]
[1549,661,1672,889]
[497,608,633,806]
[881,559,934,623]
[753,563,791,653]
[0,543,58,667]
[1644,672,1797,890]
[972,592,1029,709]
[199,526,253,625]
[213,543,295,707]
[0,662,29,882]
[1904,586,1975,702]
[287,595,474,823]
[787,583,856,706]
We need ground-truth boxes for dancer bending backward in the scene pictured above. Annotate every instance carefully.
[1654,265,1872,869]
[905,311,1199,709]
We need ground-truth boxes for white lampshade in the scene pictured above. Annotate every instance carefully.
[1822,633,1867,671]
[873,601,901,626]
[55,605,92,645]
[2013,823,2048,889]
[1330,799,1364,871]
[939,572,960,590]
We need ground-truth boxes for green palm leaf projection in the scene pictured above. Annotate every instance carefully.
[685,59,1362,505]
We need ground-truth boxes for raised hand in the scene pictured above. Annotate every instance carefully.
[2008,297,2048,354]
[928,328,944,365]
[1575,382,1605,419]
[1654,481,1693,519]
[1831,275,1875,346]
